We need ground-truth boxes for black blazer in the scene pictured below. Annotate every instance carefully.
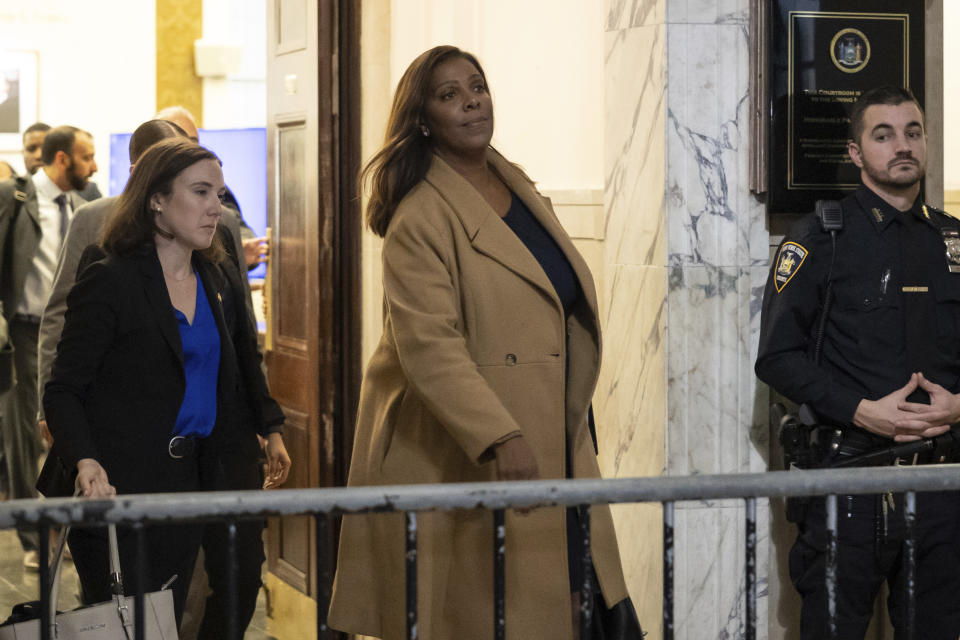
[43,241,283,495]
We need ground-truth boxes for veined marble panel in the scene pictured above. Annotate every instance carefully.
[610,501,664,636]
[673,499,770,640]
[595,264,666,480]
[605,24,667,268]
[594,262,666,636]
[605,0,664,31]
[667,0,747,25]
[666,20,766,269]
[666,265,766,476]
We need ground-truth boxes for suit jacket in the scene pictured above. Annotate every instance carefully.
[0,174,82,322]
[328,150,630,640]
[37,198,255,411]
[43,243,283,495]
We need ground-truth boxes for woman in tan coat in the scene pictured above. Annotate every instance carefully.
[328,46,641,640]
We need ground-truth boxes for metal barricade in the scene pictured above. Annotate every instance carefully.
[2,465,960,639]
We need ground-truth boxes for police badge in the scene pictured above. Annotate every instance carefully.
[775,242,808,292]
[942,228,960,273]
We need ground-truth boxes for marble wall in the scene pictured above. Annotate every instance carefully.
[603,0,771,637]
[600,1,667,633]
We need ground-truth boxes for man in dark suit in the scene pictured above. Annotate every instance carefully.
[0,125,96,569]
[20,122,102,201]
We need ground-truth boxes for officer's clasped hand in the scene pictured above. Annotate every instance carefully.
[854,372,957,442]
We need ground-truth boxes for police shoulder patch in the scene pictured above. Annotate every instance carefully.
[774,241,808,293]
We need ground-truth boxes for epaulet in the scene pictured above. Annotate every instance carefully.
[922,204,960,221]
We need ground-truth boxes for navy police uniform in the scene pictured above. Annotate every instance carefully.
[756,184,960,639]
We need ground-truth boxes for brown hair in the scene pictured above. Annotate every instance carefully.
[40,125,81,165]
[128,119,188,164]
[362,45,489,237]
[101,138,224,262]
[849,85,924,144]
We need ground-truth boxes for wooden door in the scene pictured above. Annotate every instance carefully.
[264,0,360,637]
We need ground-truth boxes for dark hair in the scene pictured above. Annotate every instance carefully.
[129,119,188,164]
[102,138,224,262]
[23,122,51,137]
[40,126,82,165]
[362,45,489,237]
[849,86,923,144]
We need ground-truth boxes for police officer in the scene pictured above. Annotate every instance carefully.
[756,86,960,639]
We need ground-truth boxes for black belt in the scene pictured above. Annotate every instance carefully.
[829,425,960,467]
[12,313,41,325]
[168,435,199,459]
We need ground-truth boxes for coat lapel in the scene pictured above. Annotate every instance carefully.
[424,154,559,306]
[138,249,184,366]
[486,151,600,324]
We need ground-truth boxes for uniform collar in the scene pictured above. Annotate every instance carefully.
[854,184,922,232]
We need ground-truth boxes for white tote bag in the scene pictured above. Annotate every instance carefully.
[0,524,179,640]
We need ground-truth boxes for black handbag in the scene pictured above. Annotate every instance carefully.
[593,595,645,639]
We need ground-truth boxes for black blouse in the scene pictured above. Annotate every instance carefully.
[501,193,581,316]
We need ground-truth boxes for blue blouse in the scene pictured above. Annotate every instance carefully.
[172,274,221,437]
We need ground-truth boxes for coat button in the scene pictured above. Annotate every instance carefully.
[505,353,517,366]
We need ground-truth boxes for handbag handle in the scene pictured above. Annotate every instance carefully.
[45,487,127,639]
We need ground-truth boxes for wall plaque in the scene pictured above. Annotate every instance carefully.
[768,1,924,213]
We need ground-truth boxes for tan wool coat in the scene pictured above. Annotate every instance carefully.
[328,150,631,640]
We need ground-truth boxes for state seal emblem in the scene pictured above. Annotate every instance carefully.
[774,242,808,293]
[831,28,870,74]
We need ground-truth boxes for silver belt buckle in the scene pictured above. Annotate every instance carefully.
[168,436,187,459]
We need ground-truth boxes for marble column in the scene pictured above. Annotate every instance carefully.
[603,1,770,637]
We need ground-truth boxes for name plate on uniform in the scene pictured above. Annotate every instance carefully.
[768,0,925,214]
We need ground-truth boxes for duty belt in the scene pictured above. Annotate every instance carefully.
[828,426,960,468]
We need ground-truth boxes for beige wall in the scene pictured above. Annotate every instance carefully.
[0,1,157,195]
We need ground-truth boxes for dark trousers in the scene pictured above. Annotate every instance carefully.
[68,522,204,626]
[2,318,41,551]
[197,452,266,639]
[69,446,205,627]
[790,491,960,640]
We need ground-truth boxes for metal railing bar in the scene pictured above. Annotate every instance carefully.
[6,467,960,528]
[405,511,418,640]
[493,508,505,640]
[135,523,146,640]
[663,501,674,640]
[825,494,837,640]
[904,491,917,640]
[226,519,238,640]
[579,505,593,639]
[745,497,756,640]
[316,513,330,637]
[39,526,50,640]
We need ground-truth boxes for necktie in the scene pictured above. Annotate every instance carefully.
[54,194,69,244]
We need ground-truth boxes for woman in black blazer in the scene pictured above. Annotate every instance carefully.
[43,138,289,626]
